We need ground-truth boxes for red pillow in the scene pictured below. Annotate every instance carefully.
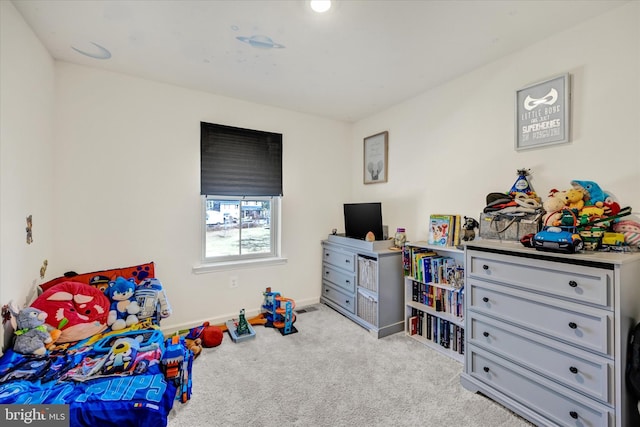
[40,262,155,292]
[31,281,111,343]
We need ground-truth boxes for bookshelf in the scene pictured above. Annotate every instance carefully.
[403,241,465,363]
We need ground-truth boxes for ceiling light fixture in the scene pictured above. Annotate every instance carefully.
[310,0,331,13]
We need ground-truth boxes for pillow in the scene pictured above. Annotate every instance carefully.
[40,262,155,292]
[31,281,111,343]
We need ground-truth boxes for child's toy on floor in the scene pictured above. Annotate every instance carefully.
[226,309,256,343]
[262,287,298,336]
[162,335,193,403]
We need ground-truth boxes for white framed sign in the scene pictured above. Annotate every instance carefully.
[515,74,570,151]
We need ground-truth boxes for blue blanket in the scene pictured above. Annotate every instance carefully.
[0,327,185,427]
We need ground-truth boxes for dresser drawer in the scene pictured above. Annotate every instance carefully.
[468,314,613,404]
[468,280,612,355]
[322,264,356,293]
[322,282,355,314]
[468,346,614,427]
[467,251,612,308]
[323,246,356,272]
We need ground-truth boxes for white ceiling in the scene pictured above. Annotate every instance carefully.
[11,0,629,122]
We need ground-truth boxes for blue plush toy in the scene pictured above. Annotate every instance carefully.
[105,277,141,331]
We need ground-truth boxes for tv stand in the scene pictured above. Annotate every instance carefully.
[320,235,403,338]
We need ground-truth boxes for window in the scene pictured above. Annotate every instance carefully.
[203,196,279,261]
[200,122,282,265]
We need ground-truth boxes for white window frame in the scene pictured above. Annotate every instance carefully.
[194,196,285,273]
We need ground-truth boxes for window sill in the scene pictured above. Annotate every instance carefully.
[192,256,288,274]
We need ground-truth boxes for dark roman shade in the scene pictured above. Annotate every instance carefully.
[200,122,283,197]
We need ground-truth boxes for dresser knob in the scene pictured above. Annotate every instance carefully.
[569,366,578,374]
[569,411,578,419]
[568,322,577,329]
[482,264,489,270]
[483,366,490,373]
[483,331,490,337]
[568,280,578,288]
[482,297,489,303]
[345,259,350,264]
[325,288,330,293]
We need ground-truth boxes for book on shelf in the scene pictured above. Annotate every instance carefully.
[409,316,418,335]
[427,214,462,247]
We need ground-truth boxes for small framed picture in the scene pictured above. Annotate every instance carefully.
[515,74,570,151]
[363,131,388,184]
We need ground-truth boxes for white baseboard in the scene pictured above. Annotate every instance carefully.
[159,296,320,336]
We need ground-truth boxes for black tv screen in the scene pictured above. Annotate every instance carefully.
[344,202,384,241]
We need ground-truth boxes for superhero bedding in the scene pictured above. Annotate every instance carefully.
[0,262,192,427]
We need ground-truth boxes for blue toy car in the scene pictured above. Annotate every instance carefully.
[533,226,584,254]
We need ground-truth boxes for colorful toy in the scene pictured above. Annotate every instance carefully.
[31,280,110,343]
[162,335,193,402]
[542,193,566,226]
[571,179,609,206]
[101,336,159,375]
[8,303,52,355]
[105,277,141,331]
[461,216,479,241]
[226,309,256,343]
[563,188,585,211]
[261,287,298,336]
[135,277,172,325]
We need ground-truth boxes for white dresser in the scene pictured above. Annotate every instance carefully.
[461,240,640,427]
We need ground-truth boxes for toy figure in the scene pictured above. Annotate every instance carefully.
[8,303,52,355]
[462,216,479,241]
[105,277,141,331]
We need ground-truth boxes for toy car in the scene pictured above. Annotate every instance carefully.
[533,226,584,254]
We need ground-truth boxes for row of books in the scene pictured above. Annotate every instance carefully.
[428,214,463,247]
[408,309,465,354]
[403,246,464,288]
[411,280,464,318]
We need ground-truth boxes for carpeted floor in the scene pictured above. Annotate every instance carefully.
[168,304,533,427]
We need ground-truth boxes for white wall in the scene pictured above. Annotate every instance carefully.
[2,1,639,338]
[0,1,56,348]
[352,2,640,242]
[52,63,352,331]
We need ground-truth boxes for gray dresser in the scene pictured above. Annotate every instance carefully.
[320,235,404,338]
[461,240,640,427]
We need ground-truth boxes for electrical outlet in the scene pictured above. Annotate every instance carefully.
[229,276,238,288]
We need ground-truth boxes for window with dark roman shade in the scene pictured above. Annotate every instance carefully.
[200,122,283,197]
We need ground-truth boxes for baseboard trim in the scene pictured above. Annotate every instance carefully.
[160,296,320,336]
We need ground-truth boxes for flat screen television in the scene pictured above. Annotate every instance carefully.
[343,202,384,241]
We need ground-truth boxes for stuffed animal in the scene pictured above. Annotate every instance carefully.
[564,188,585,211]
[135,278,172,324]
[8,302,52,356]
[542,195,566,226]
[105,277,141,331]
[462,216,479,241]
[571,180,609,206]
[184,337,203,359]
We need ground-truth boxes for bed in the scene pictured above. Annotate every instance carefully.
[0,262,192,427]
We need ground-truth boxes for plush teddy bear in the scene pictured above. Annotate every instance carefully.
[105,277,141,331]
[184,337,203,359]
[8,303,52,356]
[564,188,585,212]
[542,195,566,226]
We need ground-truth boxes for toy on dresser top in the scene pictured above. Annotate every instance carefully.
[531,180,636,253]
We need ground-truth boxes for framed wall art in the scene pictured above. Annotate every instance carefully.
[363,131,388,184]
[515,73,570,151]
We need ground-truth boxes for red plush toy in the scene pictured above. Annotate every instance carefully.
[187,321,223,348]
